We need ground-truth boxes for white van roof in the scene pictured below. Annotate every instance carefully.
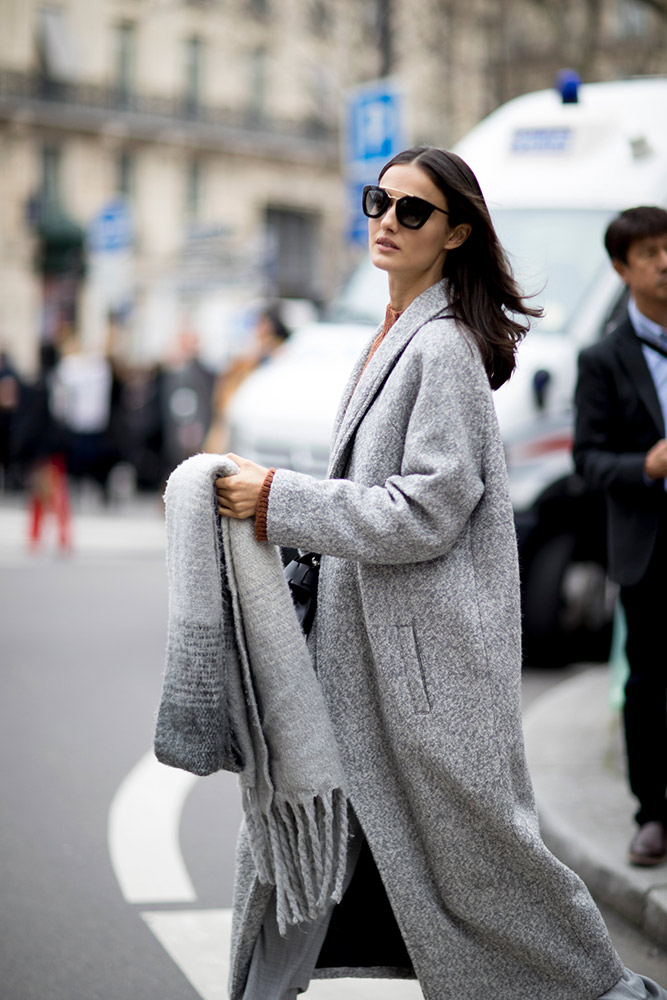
[455,77,667,211]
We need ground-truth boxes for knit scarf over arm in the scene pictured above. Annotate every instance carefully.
[154,452,349,933]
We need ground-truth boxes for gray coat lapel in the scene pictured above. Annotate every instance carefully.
[328,281,453,479]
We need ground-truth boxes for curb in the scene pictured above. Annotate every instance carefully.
[523,667,667,948]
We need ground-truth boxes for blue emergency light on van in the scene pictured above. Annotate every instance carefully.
[555,68,581,104]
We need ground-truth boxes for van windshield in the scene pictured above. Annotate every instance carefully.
[328,207,615,334]
[326,258,389,326]
[492,208,614,334]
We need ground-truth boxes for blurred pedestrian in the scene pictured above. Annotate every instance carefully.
[158,328,214,480]
[109,360,163,492]
[17,343,72,553]
[203,307,291,454]
[49,333,115,498]
[574,206,667,867]
[215,149,664,999]
[0,349,20,489]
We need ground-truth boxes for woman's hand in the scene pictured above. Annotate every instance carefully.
[216,453,269,519]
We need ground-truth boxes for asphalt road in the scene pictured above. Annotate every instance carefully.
[1,499,665,999]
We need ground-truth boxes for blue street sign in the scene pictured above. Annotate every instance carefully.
[344,78,406,246]
[88,197,133,253]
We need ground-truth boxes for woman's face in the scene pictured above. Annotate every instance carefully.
[368,163,467,286]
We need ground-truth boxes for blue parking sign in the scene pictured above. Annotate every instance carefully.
[88,197,133,254]
[348,91,402,162]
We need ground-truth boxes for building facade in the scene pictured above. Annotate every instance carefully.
[0,0,665,373]
[0,0,386,371]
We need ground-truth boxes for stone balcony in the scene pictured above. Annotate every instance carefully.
[0,69,337,162]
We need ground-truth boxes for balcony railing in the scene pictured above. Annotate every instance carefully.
[0,69,337,157]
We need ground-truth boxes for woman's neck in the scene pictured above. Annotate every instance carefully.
[387,272,442,313]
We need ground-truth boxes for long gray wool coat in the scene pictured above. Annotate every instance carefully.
[228,280,623,1000]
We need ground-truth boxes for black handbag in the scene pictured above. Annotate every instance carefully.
[284,551,320,636]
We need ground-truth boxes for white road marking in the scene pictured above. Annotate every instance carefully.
[111,751,424,998]
[108,749,198,903]
[142,909,231,1000]
[303,973,424,997]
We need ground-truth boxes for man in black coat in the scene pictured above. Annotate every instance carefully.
[574,206,667,866]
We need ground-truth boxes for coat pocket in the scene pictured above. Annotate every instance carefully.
[395,623,431,715]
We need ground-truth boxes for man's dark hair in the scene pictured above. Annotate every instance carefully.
[604,206,667,264]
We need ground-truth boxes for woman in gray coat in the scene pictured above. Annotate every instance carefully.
[216,147,665,1000]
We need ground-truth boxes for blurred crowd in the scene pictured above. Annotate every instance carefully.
[0,306,291,540]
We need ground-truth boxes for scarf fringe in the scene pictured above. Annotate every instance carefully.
[242,785,349,936]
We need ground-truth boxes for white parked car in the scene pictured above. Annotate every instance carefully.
[228,75,667,666]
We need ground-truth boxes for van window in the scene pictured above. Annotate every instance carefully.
[326,207,614,336]
[492,208,614,334]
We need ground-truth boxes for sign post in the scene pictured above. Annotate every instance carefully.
[344,78,406,246]
[87,197,134,316]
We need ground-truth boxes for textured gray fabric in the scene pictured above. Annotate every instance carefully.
[228,281,625,1000]
[155,455,246,777]
[155,453,349,934]
[242,814,364,1000]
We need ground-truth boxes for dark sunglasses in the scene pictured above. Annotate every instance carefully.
[362,184,449,230]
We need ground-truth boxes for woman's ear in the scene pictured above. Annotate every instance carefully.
[444,224,472,251]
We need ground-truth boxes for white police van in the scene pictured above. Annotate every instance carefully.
[227,75,667,666]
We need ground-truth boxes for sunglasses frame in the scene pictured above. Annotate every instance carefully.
[362,184,450,230]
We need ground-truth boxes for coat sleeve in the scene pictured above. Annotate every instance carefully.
[262,332,488,564]
[573,346,652,492]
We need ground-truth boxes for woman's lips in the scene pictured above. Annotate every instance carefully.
[376,237,399,250]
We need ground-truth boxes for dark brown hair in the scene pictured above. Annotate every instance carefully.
[604,206,667,264]
[379,146,541,390]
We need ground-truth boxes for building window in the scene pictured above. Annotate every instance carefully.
[41,144,62,206]
[114,21,136,104]
[185,36,204,115]
[116,149,135,199]
[186,158,203,219]
[248,47,267,119]
[36,5,78,83]
[309,0,330,35]
[363,0,382,39]
[265,207,319,299]
[613,0,652,37]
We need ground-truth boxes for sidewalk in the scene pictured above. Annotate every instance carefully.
[523,666,667,948]
[0,492,166,564]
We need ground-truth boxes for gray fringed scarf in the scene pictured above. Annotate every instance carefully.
[154,452,349,934]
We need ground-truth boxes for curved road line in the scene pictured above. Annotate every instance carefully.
[108,750,424,998]
[108,748,199,903]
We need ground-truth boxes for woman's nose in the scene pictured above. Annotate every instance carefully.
[381,203,399,228]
